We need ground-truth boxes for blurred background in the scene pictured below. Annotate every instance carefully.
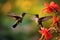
[0,0,60,40]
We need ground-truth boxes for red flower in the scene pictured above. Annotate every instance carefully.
[38,27,52,40]
[43,1,58,14]
[50,1,58,12]
[49,16,59,32]
[52,16,59,23]
[50,16,59,27]
[43,2,52,13]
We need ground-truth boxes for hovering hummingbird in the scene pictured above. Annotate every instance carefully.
[8,13,26,28]
[33,14,52,27]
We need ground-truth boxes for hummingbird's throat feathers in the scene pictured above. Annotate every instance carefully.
[20,15,23,18]
[34,18,39,24]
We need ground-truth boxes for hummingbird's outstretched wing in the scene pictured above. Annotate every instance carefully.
[40,16,52,22]
[7,15,21,20]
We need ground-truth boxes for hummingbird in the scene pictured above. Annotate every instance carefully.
[33,14,52,27]
[8,13,26,28]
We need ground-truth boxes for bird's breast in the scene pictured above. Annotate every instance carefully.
[35,18,39,24]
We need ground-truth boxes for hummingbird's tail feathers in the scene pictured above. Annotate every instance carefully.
[12,20,20,28]
[7,15,21,20]
[12,23,18,28]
